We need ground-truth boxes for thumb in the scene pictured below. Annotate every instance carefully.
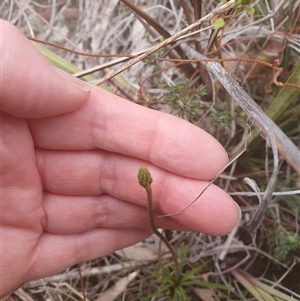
[0,19,92,119]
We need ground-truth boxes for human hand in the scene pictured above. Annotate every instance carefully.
[0,19,240,298]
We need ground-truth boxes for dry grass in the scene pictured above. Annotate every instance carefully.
[2,0,300,300]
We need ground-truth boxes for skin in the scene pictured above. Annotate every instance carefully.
[0,19,241,297]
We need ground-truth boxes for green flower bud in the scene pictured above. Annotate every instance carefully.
[138,167,153,190]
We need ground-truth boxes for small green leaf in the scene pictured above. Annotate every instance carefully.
[212,17,225,29]
[234,0,243,9]
[245,6,255,16]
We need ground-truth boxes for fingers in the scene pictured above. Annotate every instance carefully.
[30,87,228,179]
[26,229,150,282]
[36,148,240,236]
[42,193,188,234]
[0,20,91,118]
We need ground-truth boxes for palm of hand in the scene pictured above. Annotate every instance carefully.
[3,115,44,292]
[3,110,153,294]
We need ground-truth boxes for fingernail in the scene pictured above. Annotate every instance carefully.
[52,66,92,92]
[234,202,242,227]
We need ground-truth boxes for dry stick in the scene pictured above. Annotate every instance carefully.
[30,34,298,88]
[94,0,236,86]
[137,167,180,285]
[23,262,145,288]
[77,265,86,301]
[28,37,300,90]
[186,49,293,234]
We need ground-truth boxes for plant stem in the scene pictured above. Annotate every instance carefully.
[138,167,180,285]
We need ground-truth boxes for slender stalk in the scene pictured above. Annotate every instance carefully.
[138,167,180,285]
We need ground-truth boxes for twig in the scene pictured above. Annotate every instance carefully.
[94,0,236,86]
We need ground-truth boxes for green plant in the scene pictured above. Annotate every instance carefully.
[267,222,300,261]
[164,80,206,121]
[138,167,180,285]
[210,101,234,126]
[142,245,232,301]
[138,167,233,301]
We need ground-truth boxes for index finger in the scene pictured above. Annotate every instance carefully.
[30,87,228,179]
